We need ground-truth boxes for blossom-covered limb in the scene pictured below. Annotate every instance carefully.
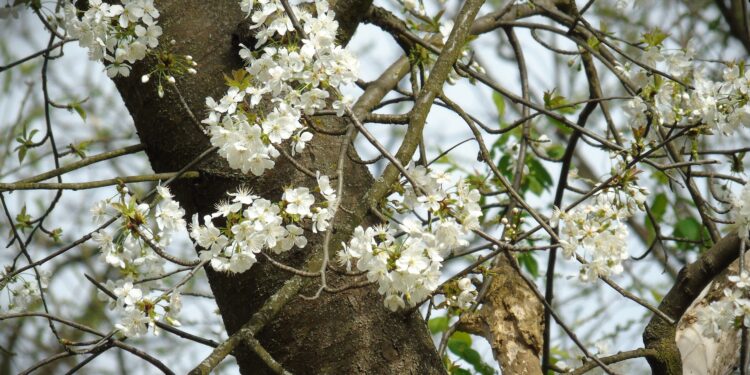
[359,0,485,215]
[132,225,200,267]
[85,274,219,348]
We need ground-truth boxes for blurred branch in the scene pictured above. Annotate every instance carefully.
[0,171,199,191]
[0,39,73,73]
[16,143,146,183]
[568,348,657,375]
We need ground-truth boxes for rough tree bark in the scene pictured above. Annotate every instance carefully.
[111,1,444,373]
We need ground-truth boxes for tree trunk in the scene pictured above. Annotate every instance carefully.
[112,1,445,373]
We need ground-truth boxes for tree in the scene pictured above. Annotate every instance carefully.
[2,0,750,374]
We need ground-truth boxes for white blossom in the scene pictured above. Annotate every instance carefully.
[61,0,162,77]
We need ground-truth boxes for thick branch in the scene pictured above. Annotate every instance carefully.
[643,233,742,374]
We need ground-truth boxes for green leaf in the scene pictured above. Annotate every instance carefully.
[518,253,539,277]
[497,155,513,179]
[448,332,495,375]
[49,228,63,243]
[71,103,87,121]
[526,158,553,196]
[546,144,565,159]
[527,175,541,195]
[490,126,522,159]
[650,193,668,221]
[587,36,600,50]
[642,28,669,48]
[649,289,663,303]
[492,91,505,119]
[543,89,578,114]
[224,69,253,90]
[450,368,472,375]
[674,217,701,242]
[17,145,27,163]
[71,141,92,159]
[530,159,552,187]
[547,115,572,135]
[15,205,32,232]
[429,316,449,334]
[449,331,472,347]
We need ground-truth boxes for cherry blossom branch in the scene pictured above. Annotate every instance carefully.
[273,144,319,178]
[1,193,63,344]
[15,143,146,183]
[110,340,175,375]
[3,311,175,375]
[262,253,321,277]
[543,50,600,370]
[455,89,676,326]
[240,333,292,375]
[84,274,220,348]
[0,312,103,337]
[36,142,214,274]
[300,120,352,301]
[132,225,200,267]
[189,6,427,372]
[366,6,626,152]
[359,0,486,213]
[0,171,199,192]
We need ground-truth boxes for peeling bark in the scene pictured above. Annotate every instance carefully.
[461,257,544,375]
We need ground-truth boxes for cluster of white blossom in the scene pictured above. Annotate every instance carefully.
[91,186,185,276]
[697,272,750,339]
[0,270,48,313]
[102,279,183,337]
[446,277,477,310]
[61,0,162,78]
[710,182,750,336]
[89,185,186,336]
[552,178,648,281]
[190,173,336,273]
[203,0,358,176]
[732,183,750,241]
[338,166,482,311]
[621,41,750,136]
[401,164,483,229]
